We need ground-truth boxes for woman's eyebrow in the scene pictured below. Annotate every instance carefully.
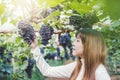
[76,37,81,39]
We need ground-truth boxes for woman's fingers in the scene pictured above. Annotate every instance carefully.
[30,35,38,49]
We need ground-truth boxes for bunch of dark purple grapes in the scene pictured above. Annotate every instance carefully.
[25,58,35,78]
[59,33,72,59]
[39,24,54,45]
[0,46,13,64]
[0,46,6,59]
[17,20,35,45]
[59,33,71,47]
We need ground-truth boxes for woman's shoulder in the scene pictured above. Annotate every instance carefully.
[95,64,111,80]
[96,64,108,73]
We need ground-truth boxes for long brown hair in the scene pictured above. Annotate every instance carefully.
[69,28,107,80]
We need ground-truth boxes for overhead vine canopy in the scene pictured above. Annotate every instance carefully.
[0,0,120,26]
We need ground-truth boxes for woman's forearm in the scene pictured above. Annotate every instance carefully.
[31,46,76,78]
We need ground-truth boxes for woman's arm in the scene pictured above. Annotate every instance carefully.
[31,46,76,78]
[30,37,76,78]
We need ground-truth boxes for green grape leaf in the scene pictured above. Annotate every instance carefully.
[38,0,65,8]
[0,3,6,16]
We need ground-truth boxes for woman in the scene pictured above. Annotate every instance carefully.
[30,28,111,80]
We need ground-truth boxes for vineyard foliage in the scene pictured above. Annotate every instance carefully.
[0,0,120,79]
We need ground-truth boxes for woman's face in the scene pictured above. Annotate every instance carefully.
[72,37,84,57]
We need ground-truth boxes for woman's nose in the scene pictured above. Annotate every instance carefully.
[72,41,75,46]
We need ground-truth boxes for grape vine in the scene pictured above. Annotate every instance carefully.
[69,13,99,30]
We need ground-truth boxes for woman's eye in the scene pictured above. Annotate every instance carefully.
[77,39,80,42]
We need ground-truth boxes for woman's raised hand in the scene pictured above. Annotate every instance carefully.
[30,35,38,50]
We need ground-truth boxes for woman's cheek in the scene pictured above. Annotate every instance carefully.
[72,50,76,56]
[72,50,79,56]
